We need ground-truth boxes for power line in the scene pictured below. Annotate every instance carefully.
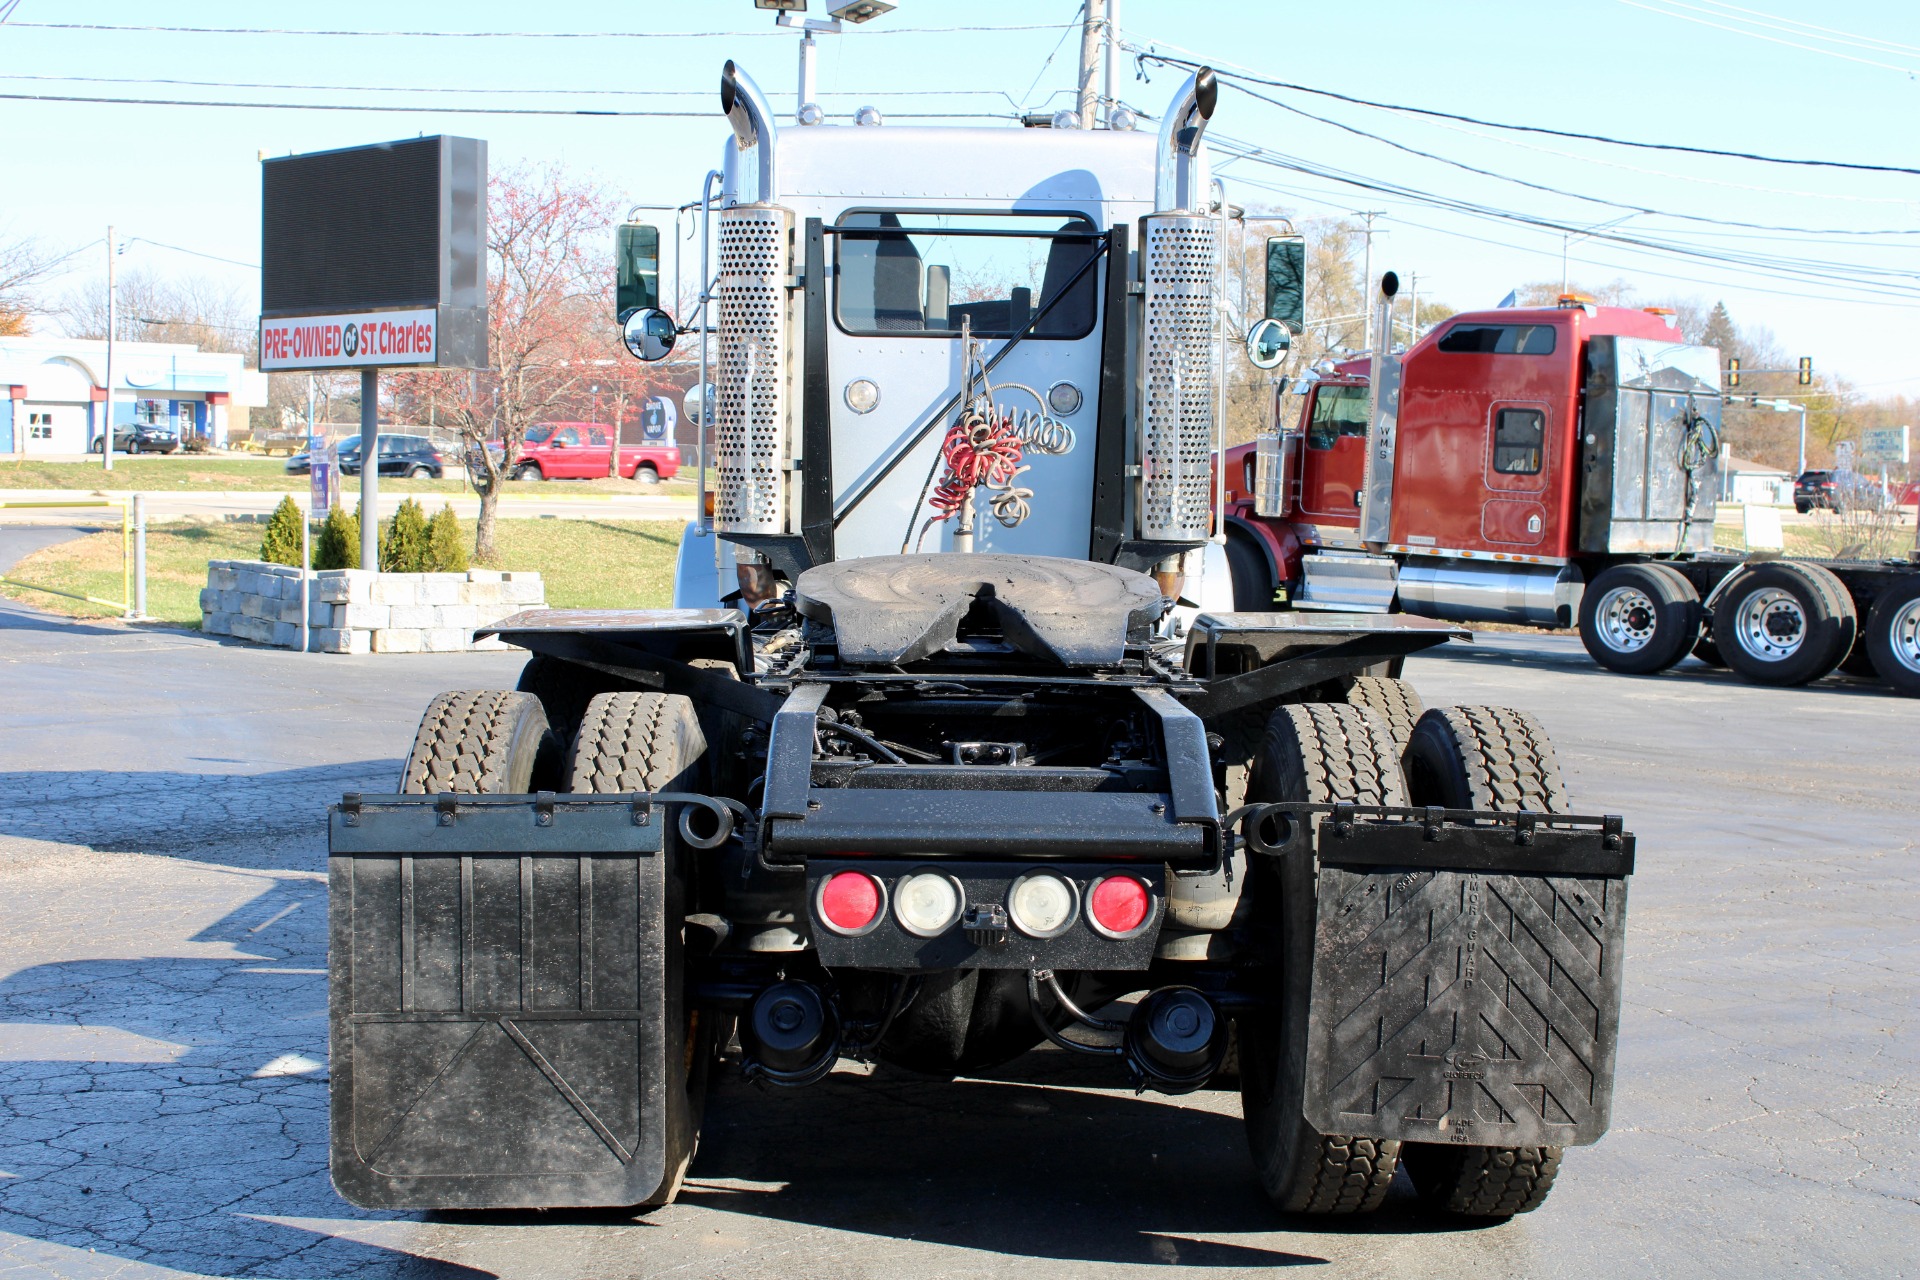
[1683,0,1920,57]
[1617,0,1920,74]
[126,238,258,270]
[1129,47,1920,176]
[1213,78,1920,238]
[3,20,1077,38]
[0,72,1017,100]
[0,90,1005,120]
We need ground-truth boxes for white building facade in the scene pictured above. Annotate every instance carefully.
[0,336,268,456]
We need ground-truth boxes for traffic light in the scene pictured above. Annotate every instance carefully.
[1798,356,1813,386]
[1727,357,1740,387]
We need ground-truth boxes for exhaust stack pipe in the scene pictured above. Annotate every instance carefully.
[1155,68,1217,213]
[720,60,778,205]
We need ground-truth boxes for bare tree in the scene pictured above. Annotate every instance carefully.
[0,229,66,336]
[387,164,619,563]
[56,266,253,356]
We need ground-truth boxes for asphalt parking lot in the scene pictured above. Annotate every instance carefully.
[0,602,1912,1279]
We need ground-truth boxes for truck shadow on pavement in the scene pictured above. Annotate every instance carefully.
[0,761,402,870]
[653,1052,1489,1266]
[0,874,496,1279]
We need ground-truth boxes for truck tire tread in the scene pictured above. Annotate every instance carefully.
[1241,703,1405,1215]
[1404,705,1568,814]
[568,691,707,794]
[566,691,709,1207]
[399,690,558,793]
[1403,1143,1562,1217]
[1344,676,1424,749]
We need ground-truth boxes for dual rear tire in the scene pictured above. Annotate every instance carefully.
[1238,692,1567,1219]
[398,686,713,1208]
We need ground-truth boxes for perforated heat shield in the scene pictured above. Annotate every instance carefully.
[714,204,793,535]
[1139,214,1218,542]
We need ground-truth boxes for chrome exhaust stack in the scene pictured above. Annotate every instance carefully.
[1154,67,1217,216]
[720,60,778,206]
[1138,68,1221,544]
[713,62,793,538]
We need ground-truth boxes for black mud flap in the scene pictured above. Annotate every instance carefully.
[328,794,672,1210]
[1286,807,1632,1149]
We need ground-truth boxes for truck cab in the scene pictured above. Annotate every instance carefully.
[1228,300,1723,625]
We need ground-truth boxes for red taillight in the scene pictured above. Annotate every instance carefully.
[1087,875,1151,937]
[818,871,882,934]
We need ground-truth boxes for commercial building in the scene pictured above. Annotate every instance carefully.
[0,335,268,456]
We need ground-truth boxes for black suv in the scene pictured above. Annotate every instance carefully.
[335,433,445,480]
[1794,470,1839,513]
[90,423,180,455]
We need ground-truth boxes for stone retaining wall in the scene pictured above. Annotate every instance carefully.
[199,560,545,654]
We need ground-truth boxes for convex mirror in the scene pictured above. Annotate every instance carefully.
[623,308,677,362]
[1245,318,1292,370]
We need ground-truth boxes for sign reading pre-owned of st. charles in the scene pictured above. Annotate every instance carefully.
[261,309,438,370]
[257,135,488,372]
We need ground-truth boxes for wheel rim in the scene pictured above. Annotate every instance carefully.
[1887,597,1920,675]
[1594,585,1659,653]
[1732,587,1807,661]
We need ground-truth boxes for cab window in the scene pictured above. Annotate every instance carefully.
[553,427,581,447]
[1492,408,1545,474]
[1305,385,1370,450]
[834,210,1099,339]
[1438,324,1556,355]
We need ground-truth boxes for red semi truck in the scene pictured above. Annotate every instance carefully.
[512,421,681,483]
[1222,285,1920,696]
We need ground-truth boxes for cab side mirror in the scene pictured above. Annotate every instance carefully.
[616,223,661,320]
[623,308,678,363]
[1263,234,1306,334]
[1245,318,1292,370]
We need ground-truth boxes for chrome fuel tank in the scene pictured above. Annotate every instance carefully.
[1397,557,1585,629]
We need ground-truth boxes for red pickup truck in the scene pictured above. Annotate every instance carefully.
[511,422,680,483]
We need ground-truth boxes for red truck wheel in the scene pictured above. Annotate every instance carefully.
[1864,577,1920,697]
[1578,563,1699,675]
[634,463,660,484]
[1712,562,1855,687]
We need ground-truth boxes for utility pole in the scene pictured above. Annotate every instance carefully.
[1078,0,1107,129]
[1407,270,1419,346]
[1356,212,1384,349]
[102,226,116,472]
[1102,0,1119,126]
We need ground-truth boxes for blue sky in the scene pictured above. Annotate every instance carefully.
[3,0,1916,393]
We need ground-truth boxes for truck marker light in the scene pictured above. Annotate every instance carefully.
[818,871,884,935]
[894,872,963,936]
[1009,872,1077,938]
[1087,875,1152,938]
[845,379,880,414]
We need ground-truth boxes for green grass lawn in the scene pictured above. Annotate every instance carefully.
[0,456,693,497]
[0,517,684,627]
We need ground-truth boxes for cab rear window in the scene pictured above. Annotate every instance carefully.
[1438,324,1556,355]
[833,210,1099,339]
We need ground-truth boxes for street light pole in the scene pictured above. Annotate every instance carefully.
[102,225,116,473]
[1357,211,1384,349]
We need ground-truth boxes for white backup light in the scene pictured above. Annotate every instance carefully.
[1046,380,1083,416]
[894,873,962,936]
[1008,873,1076,938]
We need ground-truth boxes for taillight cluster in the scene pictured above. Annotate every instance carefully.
[814,869,1153,940]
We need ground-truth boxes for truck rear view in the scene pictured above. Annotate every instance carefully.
[326,60,1640,1224]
